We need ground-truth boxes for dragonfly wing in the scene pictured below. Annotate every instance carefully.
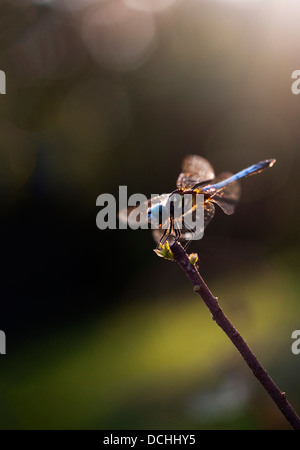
[175,201,215,241]
[118,193,170,227]
[176,155,215,190]
[204,201,216,228]
[208,172,241,215]
[152,229,176,244]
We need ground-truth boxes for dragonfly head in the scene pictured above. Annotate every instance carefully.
[147,203,165,228]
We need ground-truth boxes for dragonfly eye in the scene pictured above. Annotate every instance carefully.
[147,204,164,227]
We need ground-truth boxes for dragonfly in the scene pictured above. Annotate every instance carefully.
[119,155,276,248]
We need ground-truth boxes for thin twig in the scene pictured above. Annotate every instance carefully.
[171,241,300,430]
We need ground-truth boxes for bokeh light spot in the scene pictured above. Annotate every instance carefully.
[81,1,156,71]
[123,0,180,13]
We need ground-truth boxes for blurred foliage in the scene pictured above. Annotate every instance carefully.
[0,0,300,430]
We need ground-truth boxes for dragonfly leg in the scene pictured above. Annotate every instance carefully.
[173,220,181,243]
[159,216,180,247]
[158,222,173,247]
[183,239,192,251]
[157,227,169,248]
[182,222,196,251]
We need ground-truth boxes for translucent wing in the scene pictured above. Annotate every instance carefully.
[203,201,216,228]
[152,229,175,244]
[176,155,215,190]
[118,193,170,228]
[205,172,241,215]
[179,201,215,240]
